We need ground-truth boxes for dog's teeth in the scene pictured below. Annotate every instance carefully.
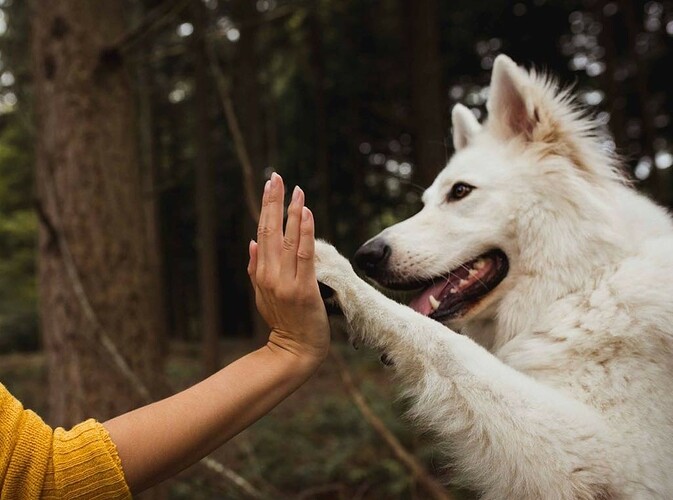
[450,288,457,294]
[474,259,486,270]
[469,269,478,276]
[429,294,441,311]
[459,279,468,287]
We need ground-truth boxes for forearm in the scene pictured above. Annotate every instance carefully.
[103,344,318,494]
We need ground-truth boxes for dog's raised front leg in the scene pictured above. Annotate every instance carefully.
[315,241,623,500]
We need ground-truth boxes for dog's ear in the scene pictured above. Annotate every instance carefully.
[451,104,481,150]
[486,54,537,140]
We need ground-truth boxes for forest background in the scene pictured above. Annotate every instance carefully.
[1,0,672,498]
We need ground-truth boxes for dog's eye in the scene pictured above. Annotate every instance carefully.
[447,182,474,201]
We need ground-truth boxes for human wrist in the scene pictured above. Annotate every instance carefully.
[263,335,326,377]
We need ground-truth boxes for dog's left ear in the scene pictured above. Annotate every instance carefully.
[486,54,538,141]
[451,104,482,150]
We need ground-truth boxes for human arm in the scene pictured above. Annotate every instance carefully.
[103,172,330,494]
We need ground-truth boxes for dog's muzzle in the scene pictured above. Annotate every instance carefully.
[353,238,391,278]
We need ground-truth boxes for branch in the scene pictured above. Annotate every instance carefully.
[330,347,455,500]
[109,0,191,54]
[205,40,261,224]
[34,197,59,252]
[201,457,265,499]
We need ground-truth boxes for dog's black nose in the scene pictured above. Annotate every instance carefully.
[353,238,391,276]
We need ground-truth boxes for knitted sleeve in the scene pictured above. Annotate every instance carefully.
[0,383,131,499]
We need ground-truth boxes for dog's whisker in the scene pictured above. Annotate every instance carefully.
[398,178,427,193]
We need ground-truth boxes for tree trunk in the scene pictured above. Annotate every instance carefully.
[136,0,170,381]
[596,3,627,155]
[192,4,223,375]
[406,0,447,189]
[32,1,162,427]
[308,7,333,241]
[231,1,266,176]
[231,0,268,341]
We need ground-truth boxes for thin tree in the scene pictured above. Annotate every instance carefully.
[230,0,268,340]
[406,0,447,188]
[136,0,170,382]
[308,6,332,240]
[191,2,223,375]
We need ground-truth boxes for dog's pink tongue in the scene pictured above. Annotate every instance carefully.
[408,281,447,316]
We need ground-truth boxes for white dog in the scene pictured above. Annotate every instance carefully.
[314,54,673,499]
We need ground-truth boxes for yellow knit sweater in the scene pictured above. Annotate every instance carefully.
[0,383,131,499]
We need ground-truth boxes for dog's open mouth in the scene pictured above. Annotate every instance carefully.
[396,250,509,321]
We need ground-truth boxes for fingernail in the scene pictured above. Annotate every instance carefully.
[292,186,301,202]
[264,180,271,193]
[302,206,312,221]
[271,172,280,187]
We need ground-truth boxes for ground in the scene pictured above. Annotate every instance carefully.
[0,339,474,499]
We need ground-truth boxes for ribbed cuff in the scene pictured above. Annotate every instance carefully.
[43,419,132,499]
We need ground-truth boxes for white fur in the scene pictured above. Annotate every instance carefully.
[315,54,673,499]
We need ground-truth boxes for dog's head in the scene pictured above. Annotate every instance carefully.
[354,54,623,329]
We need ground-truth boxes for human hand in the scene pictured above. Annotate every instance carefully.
[248,172,330,369]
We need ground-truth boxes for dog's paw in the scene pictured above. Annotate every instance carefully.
[314,240,359,317]
[314,240,355,289]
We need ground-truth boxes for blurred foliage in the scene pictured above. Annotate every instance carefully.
[0,0,36,351]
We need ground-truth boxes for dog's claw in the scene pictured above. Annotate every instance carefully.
[350,339,359,350]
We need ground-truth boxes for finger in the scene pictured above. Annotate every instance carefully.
[296,206,317,283]
[254,180,271,279]
[247,240,258,288]
[257,172,285,276]
[281,186,304,279]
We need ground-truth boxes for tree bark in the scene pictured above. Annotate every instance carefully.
[191,3,223,375]
[136,0,170,382]
[596,3,627,155]
[32,1,162,426]
[308,7,332,240]
[231,0,266,176]
[231,0,268,341]
[406,0,447,189]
